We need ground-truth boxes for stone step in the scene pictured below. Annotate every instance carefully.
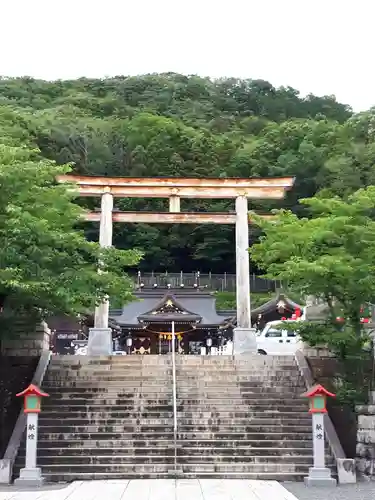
[14,462,312,474]
[44,390,304,399]
[38,418,175,426]
[41,403,308,412]
[180,381,304,386]
[16,455,321,466]
[39,410,310,419]
[42,400,175,407]
[43,391,304,400]
[37,431,313,440]
[177,417,311,426]
[47,365,298,374]
[178,424,311,432]
[37,423,311,433]
[178,397,306,403]
[177,440,315,449]
[175,367,299,372]
[175,356,296,363]
[41,411,176,419]
[38,432,176,440]
[42,398,308,408]
[38,424,176,432]
[17,446,316,457]
[47,364,297,372]
[45,372,302,379]
[177,411,309,418]
[48,362,297,368]
[29,438,315,449]
[43,379,305,387]
[38,417,311,427]
[46,374,301,382]
[51,354,296,362]
[177,431,312,439]
[16,471,308,481]
[48,362,298,368]
[47,370,300,377]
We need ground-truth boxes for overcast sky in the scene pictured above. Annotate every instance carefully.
[1,0,374,111]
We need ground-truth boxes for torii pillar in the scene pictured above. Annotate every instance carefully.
[233,195,256,354]
[87,189,114,356]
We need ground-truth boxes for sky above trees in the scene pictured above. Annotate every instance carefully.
[1,0,374,111]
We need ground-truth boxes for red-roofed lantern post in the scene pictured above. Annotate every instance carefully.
[14,384,49,487]
[302,384,337,487]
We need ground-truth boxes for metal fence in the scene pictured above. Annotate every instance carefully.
[131,272,282,293]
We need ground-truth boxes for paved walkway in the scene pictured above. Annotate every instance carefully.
[2,479,375,500]
[0,480,299,500]
[285,481,375,500]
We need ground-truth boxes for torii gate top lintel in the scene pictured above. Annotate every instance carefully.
[57,175,295,199]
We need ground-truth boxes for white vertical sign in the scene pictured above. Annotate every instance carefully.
[312,412,325,469]
[25,413,39,470]
[15,412,44,486]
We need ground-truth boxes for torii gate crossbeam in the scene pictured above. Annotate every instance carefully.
[58,175,295,356]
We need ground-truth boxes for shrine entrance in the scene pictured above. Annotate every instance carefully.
[111,287,233,355]
[57,175,294,356]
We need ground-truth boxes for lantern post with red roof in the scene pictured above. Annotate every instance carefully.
[302,384,337,487]
[14,384,49,487]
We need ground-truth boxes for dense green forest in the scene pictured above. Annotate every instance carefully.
[0,73,373,273]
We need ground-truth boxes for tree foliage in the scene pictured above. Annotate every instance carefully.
[0,144,141,319]
[250,190,375,404]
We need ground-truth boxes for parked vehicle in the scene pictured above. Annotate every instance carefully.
[257,320,302,355]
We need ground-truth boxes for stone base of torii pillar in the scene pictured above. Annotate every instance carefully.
[87,327,113,356]
[233,327,257,354]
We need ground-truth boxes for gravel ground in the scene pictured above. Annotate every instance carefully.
[284,481,375,500]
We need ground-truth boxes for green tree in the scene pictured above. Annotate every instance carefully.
[250,190,375,404]
[0,144,141,321]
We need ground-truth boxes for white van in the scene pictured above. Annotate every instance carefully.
[256,320,302,355]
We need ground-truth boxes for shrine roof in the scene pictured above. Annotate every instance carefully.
[110,289,229,326]
[252,292,304,316]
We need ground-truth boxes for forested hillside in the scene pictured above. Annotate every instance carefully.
[1,73,373,273]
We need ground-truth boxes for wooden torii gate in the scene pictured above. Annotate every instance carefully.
[58,175,295,355]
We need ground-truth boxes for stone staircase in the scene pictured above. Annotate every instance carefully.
[14,354,335,482]
[175,355,334,480]
[15,356,175,481]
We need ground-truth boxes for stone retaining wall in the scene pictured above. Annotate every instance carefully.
[1,320,50,356]
[0,356,38,456]
[356,405,375,478]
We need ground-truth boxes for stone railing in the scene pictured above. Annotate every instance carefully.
[295,349,356,484]
[0,349,52,483]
